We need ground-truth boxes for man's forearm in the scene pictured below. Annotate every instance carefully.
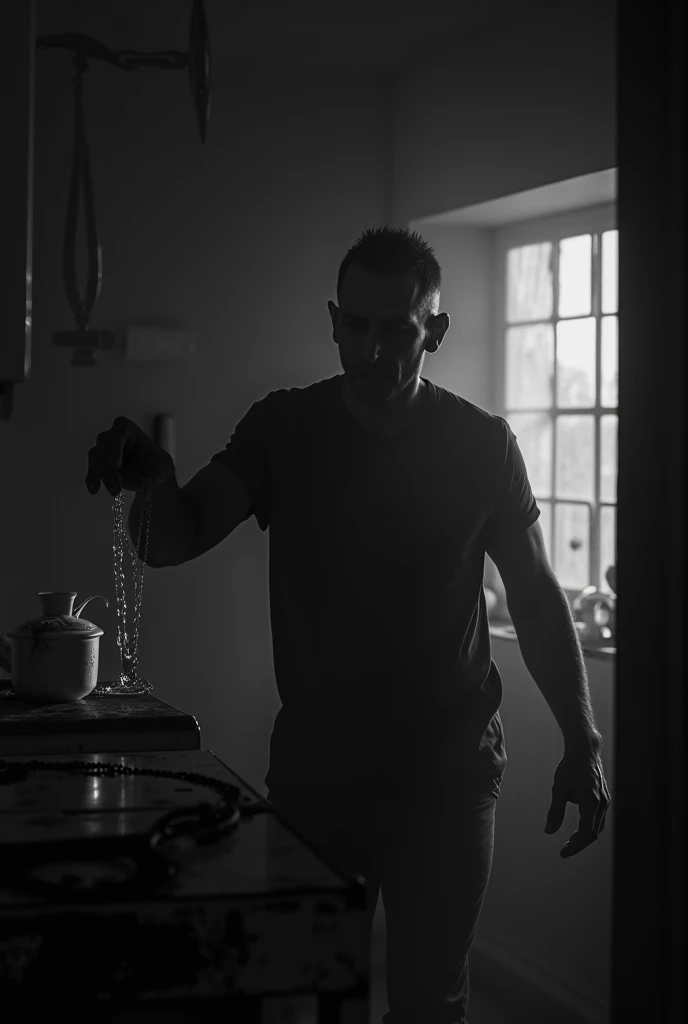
[510,585,603,754]
[128,475,196,567]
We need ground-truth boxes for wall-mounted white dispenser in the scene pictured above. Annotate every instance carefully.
[125,325,196,363]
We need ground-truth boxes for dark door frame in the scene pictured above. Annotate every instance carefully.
[614,0,686,1020]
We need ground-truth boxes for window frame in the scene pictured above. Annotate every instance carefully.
[491,202,618,604]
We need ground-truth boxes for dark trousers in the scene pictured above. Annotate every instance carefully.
[267,766,503,1024]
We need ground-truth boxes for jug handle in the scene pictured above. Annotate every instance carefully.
[74,595,110,619]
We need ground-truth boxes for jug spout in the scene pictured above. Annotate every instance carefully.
[38,592,109,619]
[73,595,110,619]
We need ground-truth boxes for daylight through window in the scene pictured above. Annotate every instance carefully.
[497,206,618,596]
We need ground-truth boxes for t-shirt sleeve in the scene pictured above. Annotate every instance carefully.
[483,416,540,544]
[208,395,272,532]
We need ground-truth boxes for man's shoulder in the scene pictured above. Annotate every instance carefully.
[427,380,506,442]
[258,377,506,445]
[261,375,339,410]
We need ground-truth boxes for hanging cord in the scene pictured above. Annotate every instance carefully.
[63,53,102,335]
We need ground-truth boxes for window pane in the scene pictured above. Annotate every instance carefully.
[506,243,553,322]
[600,414,618,503]
[537,500,553,565]
[601,315,618,407]
[601,230,618,314]
[558,235,592,318]
[599,504,617,593]
[505,324,554,409]
[507,412,553,498]
[554,502,591,589]
[555,415,595,501]
[556,317,596,408]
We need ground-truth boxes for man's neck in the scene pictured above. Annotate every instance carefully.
[341,376,427,436]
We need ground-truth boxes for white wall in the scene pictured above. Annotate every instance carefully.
[1,17,390,795]
[410,224,495,411]
[391,0,615,224]
[473,638,614,1023]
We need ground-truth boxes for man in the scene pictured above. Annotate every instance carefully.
[87,226,610,1024]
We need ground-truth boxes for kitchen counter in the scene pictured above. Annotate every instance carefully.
[0,686,201,756]
[0,748,369,1022]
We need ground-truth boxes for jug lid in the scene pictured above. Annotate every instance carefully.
[7,593,107,641]
[7,615,104,641]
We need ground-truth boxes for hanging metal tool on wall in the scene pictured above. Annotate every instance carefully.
[38,0,212,368]
[0,0,211,420]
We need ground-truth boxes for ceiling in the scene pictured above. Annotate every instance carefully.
[38,0,551,82]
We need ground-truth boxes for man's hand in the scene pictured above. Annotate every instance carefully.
[544,748,611,858]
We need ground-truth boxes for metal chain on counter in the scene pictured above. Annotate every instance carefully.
[0,757,259,849]
[0,757,268,899]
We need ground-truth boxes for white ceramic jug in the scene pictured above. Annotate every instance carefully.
[5,592,109,702]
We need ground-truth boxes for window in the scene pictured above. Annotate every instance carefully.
[493,204,618,599]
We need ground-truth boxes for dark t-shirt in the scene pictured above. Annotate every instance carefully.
[210,374,540,794]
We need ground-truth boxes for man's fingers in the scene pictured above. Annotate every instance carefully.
[101,471,122,497]
[85,446,102,493]
[86,421,129,496]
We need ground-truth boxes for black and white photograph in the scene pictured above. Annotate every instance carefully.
[0,2,684,1022]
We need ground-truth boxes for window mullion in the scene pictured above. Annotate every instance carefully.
[592,232,603,591]
[550,242,559,565]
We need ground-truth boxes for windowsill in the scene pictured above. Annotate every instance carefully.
[489,621,616,662]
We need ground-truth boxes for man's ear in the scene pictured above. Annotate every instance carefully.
[327,300,338,338]
[426,312,450,353]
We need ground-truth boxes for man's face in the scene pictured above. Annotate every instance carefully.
[328,265,442,406]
